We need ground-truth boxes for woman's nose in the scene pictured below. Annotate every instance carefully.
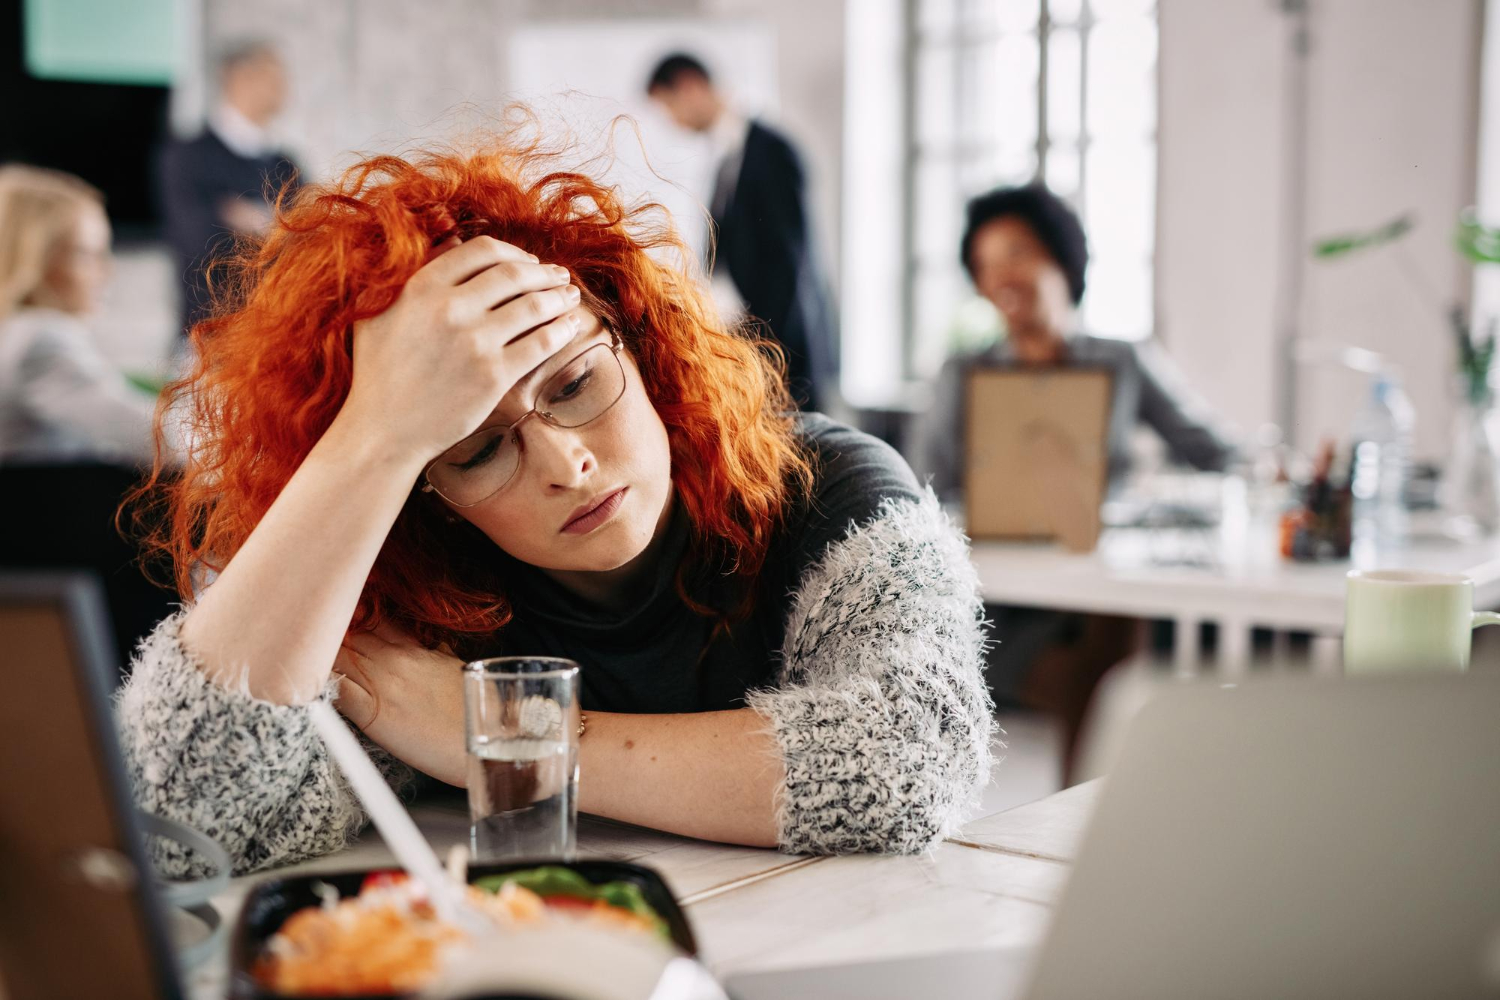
[524,421,595,489]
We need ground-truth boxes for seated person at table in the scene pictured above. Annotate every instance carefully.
[0,165,175,668]
[917,184,1236,774]
[0,165,157,465]
[115,128,995,876]
[921,183,1237,500]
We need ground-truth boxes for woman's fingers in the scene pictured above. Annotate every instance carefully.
[456,260,573,316]
[493,310,581,373]
[333,676,377,730]
[332,652,378,730]
[490,283,583,346]
[420,235,536,287]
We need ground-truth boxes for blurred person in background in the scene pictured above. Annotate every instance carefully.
[0,165,156,464]
[159,40,302,334]
[922,183,1237,499]
[647,53,838,413]
[0,164,175,670]
[919,183,1238,776]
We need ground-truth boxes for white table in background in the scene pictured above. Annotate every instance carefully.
[190,780,1103,997]
[969,527,1500,673]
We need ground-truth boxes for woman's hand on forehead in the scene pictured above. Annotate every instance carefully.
[335,235,585,466]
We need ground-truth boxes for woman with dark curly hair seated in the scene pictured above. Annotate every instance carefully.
[116,125,994,875]
[920,183,1238,774]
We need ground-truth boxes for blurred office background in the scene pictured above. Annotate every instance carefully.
[7,0,1496,462]
[5,0,1498,801]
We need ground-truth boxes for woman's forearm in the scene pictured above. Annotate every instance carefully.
[578,709,784,849]
[179,415,427,704]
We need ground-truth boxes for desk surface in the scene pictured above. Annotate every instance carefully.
[189,778,1101,997]
[971,527,1500,633]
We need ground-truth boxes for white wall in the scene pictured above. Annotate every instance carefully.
[1156,0,1288,448]
[1472,0,1500,326]
[840,0,906,406]
[133,0,1491,461]
[1158,0,1485,461]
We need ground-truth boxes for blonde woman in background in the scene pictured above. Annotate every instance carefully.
[0,164,176,671]
[0,164,157,464]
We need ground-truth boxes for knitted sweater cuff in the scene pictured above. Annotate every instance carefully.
[115,612,373,876]
[749,490,996,855]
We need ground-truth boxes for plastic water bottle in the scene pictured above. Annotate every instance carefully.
[1349,374,1415,549]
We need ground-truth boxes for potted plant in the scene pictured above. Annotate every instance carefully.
[1312,212,1500,533]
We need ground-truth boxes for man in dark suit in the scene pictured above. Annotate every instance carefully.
[647,53,838,413]
[158,41,301,335]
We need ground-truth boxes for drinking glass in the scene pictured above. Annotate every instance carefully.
[463,657,580,861]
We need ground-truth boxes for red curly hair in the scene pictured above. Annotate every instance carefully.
[138,125,814,650]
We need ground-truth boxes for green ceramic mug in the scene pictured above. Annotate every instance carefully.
[1343,569,1500,674]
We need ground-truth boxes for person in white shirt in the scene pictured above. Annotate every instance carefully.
[0,165,157,465]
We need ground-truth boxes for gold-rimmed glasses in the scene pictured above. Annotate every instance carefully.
[421,333,626,507]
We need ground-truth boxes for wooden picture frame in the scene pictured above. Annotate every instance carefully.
[962,366,1113,552]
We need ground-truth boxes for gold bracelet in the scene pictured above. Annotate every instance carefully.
[577,713,588,740]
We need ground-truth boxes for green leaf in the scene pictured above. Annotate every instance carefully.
[1456,210,1500,264]
[1311,214,1414,259]
[473,866,670,939]
[125,370,167,396]
[474,865,596,898]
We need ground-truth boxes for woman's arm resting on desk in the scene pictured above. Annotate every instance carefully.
[115,613,417,878]
[331,634,786,848]
[335,492,996,856]
[748,491,996,855]
[120,485,995,871]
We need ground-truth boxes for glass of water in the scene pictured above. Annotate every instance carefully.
[463,657,580,862]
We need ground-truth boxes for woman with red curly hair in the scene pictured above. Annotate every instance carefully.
[116,135,993,874]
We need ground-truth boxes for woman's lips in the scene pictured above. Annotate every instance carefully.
[561,487,629,535]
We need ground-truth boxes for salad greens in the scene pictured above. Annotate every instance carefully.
[473,866,669,939]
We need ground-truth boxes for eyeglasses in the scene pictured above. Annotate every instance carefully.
[421,332,627,507]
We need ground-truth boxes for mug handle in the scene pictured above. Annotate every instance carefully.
[1473,612,1500,630]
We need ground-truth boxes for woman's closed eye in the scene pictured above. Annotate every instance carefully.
[549,364,595,405]
[452,430,507,472]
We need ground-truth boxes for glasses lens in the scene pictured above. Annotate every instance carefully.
[424,340,626,507]
[427,424,520,506]
[539,343,626,428]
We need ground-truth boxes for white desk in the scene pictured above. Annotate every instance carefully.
[190,780,1102,997]
[970,526,1500,672]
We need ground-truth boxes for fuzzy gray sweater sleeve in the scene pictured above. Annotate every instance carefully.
[116,490,991,872]
[115,613,415,877]
[747,489,995,856]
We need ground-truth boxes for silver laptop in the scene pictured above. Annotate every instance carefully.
[729,670,1500,1000]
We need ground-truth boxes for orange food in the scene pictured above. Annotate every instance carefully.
[253,881,546,995]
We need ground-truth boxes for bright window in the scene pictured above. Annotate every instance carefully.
[908,0,1159,378]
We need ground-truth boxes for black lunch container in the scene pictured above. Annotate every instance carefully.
[229,859,698,1000]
